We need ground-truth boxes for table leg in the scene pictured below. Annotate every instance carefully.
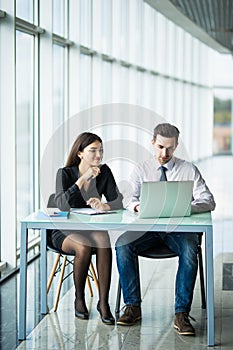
[18,223,28,340]
[205,226,215,346]
[40,228,47,314]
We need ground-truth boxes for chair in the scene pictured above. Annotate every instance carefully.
[46,194,99,311]
[115,235,206,313]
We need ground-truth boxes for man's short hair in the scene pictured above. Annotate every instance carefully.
[153,123,180,144]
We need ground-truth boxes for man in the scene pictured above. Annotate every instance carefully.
[115,123,215,335]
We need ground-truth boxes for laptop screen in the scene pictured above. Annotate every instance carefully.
[138,181,194,219]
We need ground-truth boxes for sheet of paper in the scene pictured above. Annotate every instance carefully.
[71,208,116,215]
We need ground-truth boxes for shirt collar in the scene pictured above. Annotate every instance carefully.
[155,157,175,171]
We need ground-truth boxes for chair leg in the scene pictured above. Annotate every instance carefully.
[86,275,93,297]
[115,278,122,314]
[48,257,99,311]
[89,261,99,290]
[198,246,206,309]
[47,253,61,293]
[53,256,67,312]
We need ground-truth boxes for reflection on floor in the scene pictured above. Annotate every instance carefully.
[1,155,233,350]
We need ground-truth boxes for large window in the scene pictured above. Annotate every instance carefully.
[53,44,65,130]
[16,31,35,249]
[0,0,217,278]
[16,0,34,22]
[52,0,65,36]
[213,53,233,155]
[213,96,232,154]
[79,54,92,110]
[80,0,92,47]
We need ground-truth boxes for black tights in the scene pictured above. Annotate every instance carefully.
[61,231,112,316]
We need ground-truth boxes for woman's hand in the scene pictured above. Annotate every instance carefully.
[83,166,101,181]
[87,197,110,211]
[75,166,101,189]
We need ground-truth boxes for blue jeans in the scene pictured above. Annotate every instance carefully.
[115,231,199,314]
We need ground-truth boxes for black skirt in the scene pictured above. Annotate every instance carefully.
[49,229,96,254]
[50,229,68,252]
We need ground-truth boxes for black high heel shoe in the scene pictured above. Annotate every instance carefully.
[74,300,89,320]
[97,301,115,325]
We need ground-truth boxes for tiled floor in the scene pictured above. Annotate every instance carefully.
[1,155,233,349]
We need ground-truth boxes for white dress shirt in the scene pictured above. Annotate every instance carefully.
[127,156,216,214]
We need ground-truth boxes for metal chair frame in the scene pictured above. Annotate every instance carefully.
[46,194,99,311]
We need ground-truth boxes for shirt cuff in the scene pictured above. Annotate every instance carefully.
[126,201,140,212]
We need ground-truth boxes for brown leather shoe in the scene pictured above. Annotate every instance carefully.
[174,312,195,336]
[116,305,141,326]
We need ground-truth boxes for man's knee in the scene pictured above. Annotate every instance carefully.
[116,232,130,248]
[115,234,135,259]
[116,231,144,248]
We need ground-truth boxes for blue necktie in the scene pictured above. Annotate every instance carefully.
[159,166,167,181]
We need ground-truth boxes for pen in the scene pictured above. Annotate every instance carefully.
[49,212,60,217]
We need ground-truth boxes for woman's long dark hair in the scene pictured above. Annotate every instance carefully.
[66,132,102,167]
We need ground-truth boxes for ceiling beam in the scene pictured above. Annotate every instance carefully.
[144,0,231,54]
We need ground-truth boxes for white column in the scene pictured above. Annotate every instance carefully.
[0,0,17,268]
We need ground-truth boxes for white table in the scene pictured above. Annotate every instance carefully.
[19,210,214,346]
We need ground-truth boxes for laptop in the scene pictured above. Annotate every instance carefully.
[138,181,194,219]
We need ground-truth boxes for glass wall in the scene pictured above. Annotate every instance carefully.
[16,31,35,249]
[0,0,216,276]
[213,53,233,154]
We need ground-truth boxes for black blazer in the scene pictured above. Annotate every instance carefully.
[54,164,123,211]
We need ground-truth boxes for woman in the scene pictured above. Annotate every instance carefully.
[51,132,123,325]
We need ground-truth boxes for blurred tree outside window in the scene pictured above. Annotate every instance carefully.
[213,97,232,154]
